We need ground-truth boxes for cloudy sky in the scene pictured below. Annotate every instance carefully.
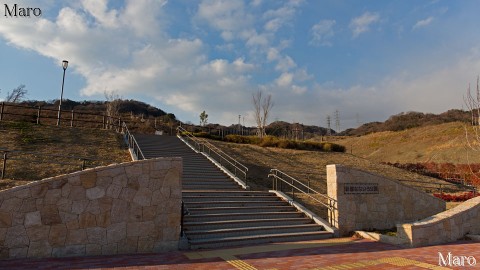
[1,0,480,130]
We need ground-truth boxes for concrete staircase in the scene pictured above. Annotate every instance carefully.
[134,134,332,249]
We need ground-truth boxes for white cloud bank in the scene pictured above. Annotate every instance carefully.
[0,1,478,130]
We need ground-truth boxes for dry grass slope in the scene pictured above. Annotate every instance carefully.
[209,139,460,193]
[209,139,467,218]
[333,122,480,164]
[0,121,131,188]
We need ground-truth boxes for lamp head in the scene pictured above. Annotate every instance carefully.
[62,60,68,70]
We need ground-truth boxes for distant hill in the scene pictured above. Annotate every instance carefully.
[20,99,175,119]
[342,110,470,136]
[266,121,335,139]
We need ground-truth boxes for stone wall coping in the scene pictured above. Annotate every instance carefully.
[405,196,480,228]
[328,164,445,204]
[0,157,182,197]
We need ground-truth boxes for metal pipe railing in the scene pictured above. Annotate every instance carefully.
[268,168,337,227]
[176,126,248,185]
[122,122,145,160]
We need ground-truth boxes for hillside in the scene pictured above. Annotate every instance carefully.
[342,110,470,136]
[207,139,463,194]
[0,121,131,187]
[333,122,480,164]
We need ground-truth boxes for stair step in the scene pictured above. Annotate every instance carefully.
[182,191,274,196]
[184,212,304,222]
[183,217,313,230]
[188,231,333,249]
[187,206,295,214]
[182,195,280,202]
[182,185,241,190]
[182,178,235,182]
[186,224,324,240]
[184,200,288,208]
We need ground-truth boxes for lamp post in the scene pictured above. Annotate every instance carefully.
[57,60,68,126]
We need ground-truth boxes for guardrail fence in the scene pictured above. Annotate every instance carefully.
[0,102,121,130]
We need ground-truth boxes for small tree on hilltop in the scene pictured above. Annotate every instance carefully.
[252,90,273,138]
[200,110,208,126]
[5,84,28,103]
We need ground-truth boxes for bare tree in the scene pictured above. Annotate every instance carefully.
[465,76,480,140]
[5,84,27,103]
[252,90,273,138]
[104,90,122,130]
[463,76,480,183]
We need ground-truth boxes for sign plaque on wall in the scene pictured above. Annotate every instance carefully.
[344,183,379,194]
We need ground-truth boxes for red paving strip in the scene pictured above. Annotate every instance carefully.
[0,239,479,269]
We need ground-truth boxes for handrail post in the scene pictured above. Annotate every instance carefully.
[0,102,4,121]
[291,177,294,200]
[180,201,185,237]
[1,152,7,179]
[36,106,41,125]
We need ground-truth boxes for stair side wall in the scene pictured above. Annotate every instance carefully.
[327,164,445,236]
[397,196,480,247]
[0,158,182,259]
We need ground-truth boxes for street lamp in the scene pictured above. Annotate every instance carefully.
[57,60,68,126]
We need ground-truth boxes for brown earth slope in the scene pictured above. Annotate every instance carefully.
[0,121,131,188]
[331,122,480,164]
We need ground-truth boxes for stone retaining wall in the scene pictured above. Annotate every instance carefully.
[397,196,480,247]
[0,158,182,259]
[327,164,445,236]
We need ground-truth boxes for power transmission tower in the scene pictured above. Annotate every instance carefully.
[326,115,331,136]
[334,110,340,133]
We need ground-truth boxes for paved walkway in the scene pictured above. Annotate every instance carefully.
[0,238,478,269]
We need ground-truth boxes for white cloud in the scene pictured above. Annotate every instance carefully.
[275,72,294,87]
[0,1,258,126]
[413,16,434,30]
[310,19,336,46]
[196,0,254,41]
[275,55,296,72]
[349,11,380,38]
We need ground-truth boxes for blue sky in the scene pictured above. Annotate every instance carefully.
[1,0,480,130]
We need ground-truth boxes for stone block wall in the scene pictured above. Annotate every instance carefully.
[397,196,480,247]
[327,164,445,236]
[0,157,182,259]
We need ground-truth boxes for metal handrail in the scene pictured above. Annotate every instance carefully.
[177,126,248,185]
[177,125,202,150]
[199,139,249,173]
[122,122,145,160]
[268,168,337,227]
